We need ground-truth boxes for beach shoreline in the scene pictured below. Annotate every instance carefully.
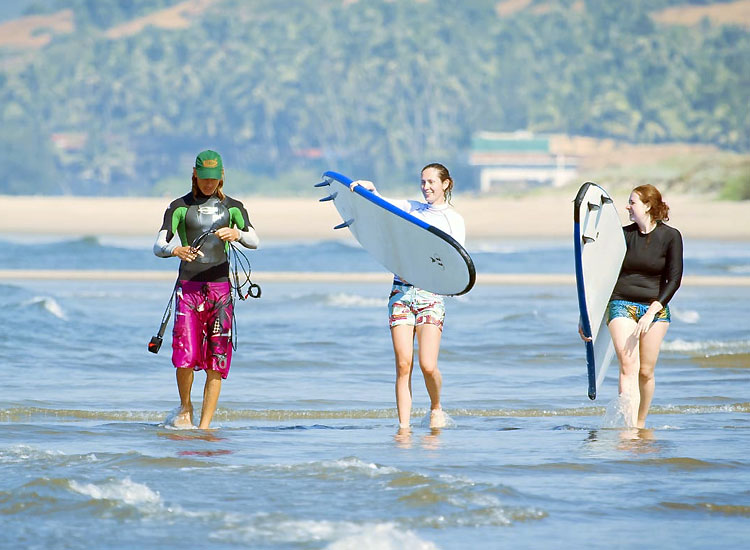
[1,193,748,241]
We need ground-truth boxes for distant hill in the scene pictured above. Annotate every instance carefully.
[0,0,747,196]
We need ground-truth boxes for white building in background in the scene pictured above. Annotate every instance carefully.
[469,131,579,192]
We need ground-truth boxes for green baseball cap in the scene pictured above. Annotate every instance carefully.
[195,150,223,179]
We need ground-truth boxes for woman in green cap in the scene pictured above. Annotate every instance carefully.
[153,150,259,429]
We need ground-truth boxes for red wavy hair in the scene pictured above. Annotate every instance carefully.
[633,184,669,222]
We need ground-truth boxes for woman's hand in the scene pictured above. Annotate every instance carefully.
[173,246,203,262]
[634,312,656,337]
[578,321,592,342]
[350,180,375,192]
[634,301,662,337]
[215,227,240,242]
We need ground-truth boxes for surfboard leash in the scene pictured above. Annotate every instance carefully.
[226,241,261,351]
[147,280,178,354]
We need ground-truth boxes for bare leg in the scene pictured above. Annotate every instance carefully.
[198,369,223,429]
[636,322,669,428]
[391,325,416,428]
[608,317,640,427]
[175,368,194,427]
[415,324,443,412]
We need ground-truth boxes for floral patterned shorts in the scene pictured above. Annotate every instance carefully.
[388,283,445,330]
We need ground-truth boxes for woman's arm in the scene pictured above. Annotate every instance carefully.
[225,200,260,249]
[657,228,683,306]
[215,226,259,249]
[153,229,178,258]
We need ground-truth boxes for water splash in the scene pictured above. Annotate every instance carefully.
[419,409,456,429]
[601,392,638,429]
[164,406,196,429]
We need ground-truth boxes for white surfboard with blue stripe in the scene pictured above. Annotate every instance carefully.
[316,171,476,296]
[574,182,626,399]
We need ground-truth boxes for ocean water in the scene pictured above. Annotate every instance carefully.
[1,235,749,549]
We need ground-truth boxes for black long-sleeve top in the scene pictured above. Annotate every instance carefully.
[610,222,683,306]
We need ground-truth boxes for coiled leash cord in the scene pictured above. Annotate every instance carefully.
[193,226,262,300]
[227,240,261,351]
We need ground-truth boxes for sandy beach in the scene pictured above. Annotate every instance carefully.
[0,193,748,241]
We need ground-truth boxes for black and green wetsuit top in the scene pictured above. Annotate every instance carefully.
[155,191,255,282]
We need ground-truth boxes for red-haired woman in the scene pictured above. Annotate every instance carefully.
[607,184,683,428]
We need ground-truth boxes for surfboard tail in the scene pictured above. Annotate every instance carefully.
[574,181,625,401]
[319,192,338,202]
[333,219,353,230]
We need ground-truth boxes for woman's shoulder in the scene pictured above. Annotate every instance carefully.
[656,221,682,241]
[405,199,427,209]
[222,195,247,209]
[166,192,193,209]
[446,203,464,219]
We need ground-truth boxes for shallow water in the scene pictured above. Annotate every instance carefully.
[1,237,749,549]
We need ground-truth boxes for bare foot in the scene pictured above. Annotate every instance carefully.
[173,406,194,428]
[429,408,447,429]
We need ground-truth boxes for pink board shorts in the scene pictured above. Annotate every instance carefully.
[172,280,233,379]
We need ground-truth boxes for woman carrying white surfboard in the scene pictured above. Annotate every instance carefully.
[352,164,465,430]
[583,184,683,428]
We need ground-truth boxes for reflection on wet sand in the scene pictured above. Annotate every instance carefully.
[394,427,444,450]
[158,430,226,442]
[586,427,663,455]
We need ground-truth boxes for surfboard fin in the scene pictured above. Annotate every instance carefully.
[601,196,613,204]
[314,181,330,187]
[319,192,338,202]
[583,236,595,244]
[587,202,600,211]
[334,219,353,230]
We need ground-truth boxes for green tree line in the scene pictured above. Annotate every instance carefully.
[1,0,747,195]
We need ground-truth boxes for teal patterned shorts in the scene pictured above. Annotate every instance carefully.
[606,299,671,325]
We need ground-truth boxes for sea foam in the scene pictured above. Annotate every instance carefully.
[22,296,67,319]
[69,477,161,506]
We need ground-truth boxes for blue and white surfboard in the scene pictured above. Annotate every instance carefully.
[316,171,476,296]
[574,182,626,400]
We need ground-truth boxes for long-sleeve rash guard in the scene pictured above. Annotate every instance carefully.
[610,222,683,306]
[378,197,466,246]
[153,191,259,282]
[376,195,466,285]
